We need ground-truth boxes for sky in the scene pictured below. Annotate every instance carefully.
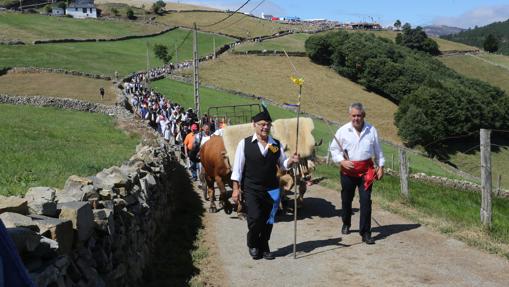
[176,0,509,28]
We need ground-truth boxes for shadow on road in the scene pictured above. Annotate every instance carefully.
[277,197,359,222]
[274,237,349,258]
[372,223,421,241]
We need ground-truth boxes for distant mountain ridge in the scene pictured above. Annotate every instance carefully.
[423,25,465,37]
[441,19,509,55]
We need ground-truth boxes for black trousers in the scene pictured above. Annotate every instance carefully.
[244,189,274,252]
[340,174,372,235]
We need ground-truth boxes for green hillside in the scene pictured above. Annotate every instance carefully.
[0,28,234,76]
[441,19,509,55]
[156,11,319,39]
[0,104,140,196]
[0,11,165,43]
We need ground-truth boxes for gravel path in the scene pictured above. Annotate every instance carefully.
[200,184,509,287]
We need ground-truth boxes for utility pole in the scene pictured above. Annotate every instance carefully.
[146,42,150,87]
[480,129,492,227]
[175,42,178,63]
[213,36,216,60]
[193,23,200,117]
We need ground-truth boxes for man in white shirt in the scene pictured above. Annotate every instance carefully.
[329,103,384,244]
[231,107,299,260]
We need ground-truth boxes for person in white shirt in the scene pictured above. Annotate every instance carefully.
[329,102,384,245]
[231,107,299,260]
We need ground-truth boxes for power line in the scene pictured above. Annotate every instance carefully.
[199,0,252,28]
[215,0,266,31]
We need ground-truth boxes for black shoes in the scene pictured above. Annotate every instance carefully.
[362,233,375,245]
[341,225,350,235]
[249,248,275,260]
[249,248,261,260]
[262,251,275,260]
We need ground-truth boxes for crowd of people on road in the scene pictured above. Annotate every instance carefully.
[123,73,228,181]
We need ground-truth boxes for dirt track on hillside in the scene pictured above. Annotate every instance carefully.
[197,184,509,287]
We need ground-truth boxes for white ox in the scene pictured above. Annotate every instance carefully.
[222,117,317,212]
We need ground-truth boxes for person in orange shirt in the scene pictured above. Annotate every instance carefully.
[184,123,199,181]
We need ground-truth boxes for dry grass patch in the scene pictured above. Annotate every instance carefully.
[156,11,318,38]
[186,54,400,143]
[0,72,117,104]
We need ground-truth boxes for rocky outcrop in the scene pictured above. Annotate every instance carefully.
[1,144,183,286]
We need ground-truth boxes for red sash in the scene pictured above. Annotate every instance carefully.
[341,159,377,191]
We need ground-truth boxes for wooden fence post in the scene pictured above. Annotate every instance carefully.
[391,154,394,170]
[496,174,501,197]
[399,148,409,198]
[326,141,331,165]
[480,129,492,227]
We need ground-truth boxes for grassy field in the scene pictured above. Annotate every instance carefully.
[478,53,509,69]
[315,164,509,259]
[95,3,148,18]
[151,78,461,180]
[0,104,140,196]
[439,54,509,93]
[156,11,318,38]
[0,72,117,104]
[234,33,310,52]
[0,28,235,76]
[179,54,401,143]
[0,11,165,43]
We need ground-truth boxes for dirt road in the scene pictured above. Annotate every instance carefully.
[198,183,509,287]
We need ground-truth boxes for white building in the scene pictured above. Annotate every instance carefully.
[51,7,65,16]
[66,0,97,19]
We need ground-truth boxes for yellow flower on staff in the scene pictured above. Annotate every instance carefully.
[290,76,304,86]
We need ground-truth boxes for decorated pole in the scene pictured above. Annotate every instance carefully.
[291,76,304,259]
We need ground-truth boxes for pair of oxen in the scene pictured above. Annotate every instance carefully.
[198,117,319,216]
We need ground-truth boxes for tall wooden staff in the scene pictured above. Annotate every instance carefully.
[284,49,304,259]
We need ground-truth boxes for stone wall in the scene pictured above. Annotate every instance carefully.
[1,144,183,286]
[0,27,176,46]
[0,95,131,119]
[8,67,113,81]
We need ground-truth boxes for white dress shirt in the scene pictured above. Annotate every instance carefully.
[231,134,290,183]
[329,122,385,167]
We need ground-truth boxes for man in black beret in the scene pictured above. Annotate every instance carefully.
[231,106,299,260]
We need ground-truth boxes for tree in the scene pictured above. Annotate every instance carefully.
[126,8,135,20]
[110,7,119,16]
[44,4,52,14]
[56,1,66,9]
[397,26,440,55]
[152,0,166,15]
[153,44,171,64]
[483,34,499,53]
[394,19,402,29]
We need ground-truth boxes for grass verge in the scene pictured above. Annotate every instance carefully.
[0,28,235,77]
[0,104,140,196]
[314,163,509,259]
